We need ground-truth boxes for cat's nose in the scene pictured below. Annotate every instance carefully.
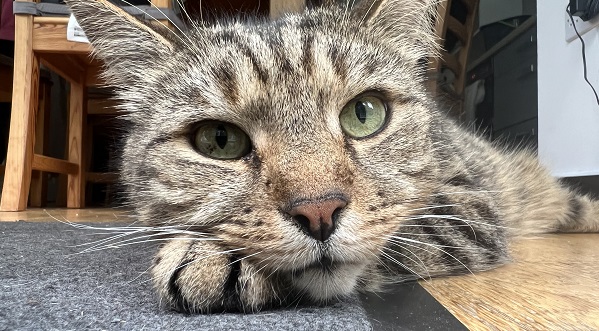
[287,198,347,242]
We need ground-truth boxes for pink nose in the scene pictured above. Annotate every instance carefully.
[288,198,347,242]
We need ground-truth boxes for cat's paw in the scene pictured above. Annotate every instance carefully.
[151,238,281,313]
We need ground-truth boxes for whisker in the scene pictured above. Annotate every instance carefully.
[386,236,474,275]
[386,235,477,251]
[409,204,460,211]
[394,231,455,237]
[389,242,432,280]
[72,237,220,255]
[146,247,247,286]
[117,0,194,49]
[381,246,431,281]
[385,238,437,259]
[432,190,503,196]
[398,223,474,228]
[416,214,477,241]
[227,251,263,267]
[263,259,284,283]
[146,0,190,36]
[357,0,377,28]
[379,250,429,283]
[174,0,200,29]
[409,214,512,230]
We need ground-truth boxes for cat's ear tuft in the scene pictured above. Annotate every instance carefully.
[350,0,441,61]
[65,0,174,84]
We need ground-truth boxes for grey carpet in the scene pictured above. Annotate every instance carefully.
[0,221,465,331]
[1,221,370,330]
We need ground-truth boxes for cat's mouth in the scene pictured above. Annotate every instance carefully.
[305,256,336,271]
[289,256,366,301]
[300,255,360,273]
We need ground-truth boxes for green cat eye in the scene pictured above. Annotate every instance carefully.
[193,122,251,159]
[339,94,387,138]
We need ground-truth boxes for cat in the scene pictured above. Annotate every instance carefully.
[66,0,599,314]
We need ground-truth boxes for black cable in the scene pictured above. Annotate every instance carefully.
[566,4,599,107]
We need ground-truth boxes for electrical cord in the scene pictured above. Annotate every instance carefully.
[566,3,599,107]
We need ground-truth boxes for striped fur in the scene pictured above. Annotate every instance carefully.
[66,0,599,313]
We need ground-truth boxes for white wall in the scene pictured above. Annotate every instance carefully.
[537,1,599,177]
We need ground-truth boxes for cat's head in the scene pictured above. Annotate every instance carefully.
[67,0,441,300]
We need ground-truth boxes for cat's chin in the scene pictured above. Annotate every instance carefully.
[290,262,366,302]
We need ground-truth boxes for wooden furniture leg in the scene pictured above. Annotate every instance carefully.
[29,76,52,207]
[84,114,94,206]
[0,13,39,212]
[66,78,86,208]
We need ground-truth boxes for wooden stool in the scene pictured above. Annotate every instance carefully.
[0,54,14,181]
[0,0,175,211]
[1,54,52,206]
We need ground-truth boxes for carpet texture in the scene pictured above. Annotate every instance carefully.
[0,221,371,330]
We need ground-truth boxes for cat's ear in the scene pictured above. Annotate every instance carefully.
[65,0,174,84]
[350,0,440,61]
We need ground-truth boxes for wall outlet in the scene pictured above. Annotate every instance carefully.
[565,11,599,42]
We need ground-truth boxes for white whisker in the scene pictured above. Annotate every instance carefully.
[72,237,220,255]
[409,204,460,211]
[117,0,194,50]
[379,250,429,283]
[394,231,454,237]
[227,251,263,267]
[386,236,474,275]
[381,246,431,281]
[146,247,247,286]
[174,0,200,29]
[409,214,511,230]
[386,235,477,251]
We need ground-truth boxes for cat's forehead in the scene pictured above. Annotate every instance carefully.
[171,19,416,113]
[140,14,427,136]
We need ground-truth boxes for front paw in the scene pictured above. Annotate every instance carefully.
[151,238,281,313]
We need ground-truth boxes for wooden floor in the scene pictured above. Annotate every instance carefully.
[422,234,599,330]
[1,208,598,329]
[0,207,131,222]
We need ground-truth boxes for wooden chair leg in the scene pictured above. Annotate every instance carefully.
[29,175,42,208]
[29,77,52,207]
[29,112,44,207]
[84,117,94,206]
[66,78,86,208]
[0,13,39,212]
[56,173,68,207]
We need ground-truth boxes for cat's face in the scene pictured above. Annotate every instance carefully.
[69,0,439,300]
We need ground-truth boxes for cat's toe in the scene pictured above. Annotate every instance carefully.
[151,239,279,313]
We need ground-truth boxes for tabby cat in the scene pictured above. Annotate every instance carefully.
[66,0,599,313]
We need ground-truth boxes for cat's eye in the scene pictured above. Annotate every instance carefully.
[339,94,387,138]
[193,122,251,159]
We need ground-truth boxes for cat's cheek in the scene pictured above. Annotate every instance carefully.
[290,263,366,301]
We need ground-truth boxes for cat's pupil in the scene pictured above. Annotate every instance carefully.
[355,102,367,124]
[215,124,228,149]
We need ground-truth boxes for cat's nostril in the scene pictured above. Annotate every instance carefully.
[288,198,347,242]
[332,207,343,223]
[292,215,312,235]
